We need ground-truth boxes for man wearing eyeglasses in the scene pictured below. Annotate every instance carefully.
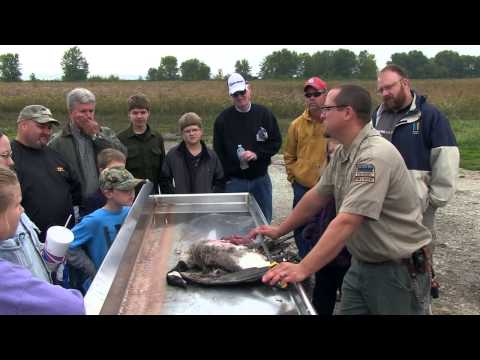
[373,65,459,308]
[162,112,224,194]
[0,129,52,283]
[284,77,329,259]
[11,105,82,243]
[213,73,282,223]
[249,85,433,314]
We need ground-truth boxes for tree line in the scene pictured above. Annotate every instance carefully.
[1,47,479,81]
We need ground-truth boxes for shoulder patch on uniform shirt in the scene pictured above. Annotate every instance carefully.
[353,163,375,183]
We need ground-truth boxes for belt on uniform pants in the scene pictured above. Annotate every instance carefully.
[357,246,430,274]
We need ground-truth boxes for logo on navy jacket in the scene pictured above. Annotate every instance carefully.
[412,122,420,135]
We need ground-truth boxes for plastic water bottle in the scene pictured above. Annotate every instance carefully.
[237,144,249,170]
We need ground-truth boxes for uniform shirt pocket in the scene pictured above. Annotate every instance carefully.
[126,147,142,169]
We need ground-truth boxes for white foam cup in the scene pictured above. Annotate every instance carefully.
[42,226,74,267]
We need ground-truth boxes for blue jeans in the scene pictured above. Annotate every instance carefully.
[225,174,272,223]
[292,181,309,258]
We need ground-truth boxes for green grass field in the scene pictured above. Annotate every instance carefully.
[1,79,479,170]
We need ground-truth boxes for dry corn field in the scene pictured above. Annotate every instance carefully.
[1,79,479,314]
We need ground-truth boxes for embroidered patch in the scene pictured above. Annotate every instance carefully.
[56,166,65,173]
[412,122,420,135]
[256,127,268,142]
[353,163,375,183]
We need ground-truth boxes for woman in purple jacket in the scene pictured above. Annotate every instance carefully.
[0,166,85,315]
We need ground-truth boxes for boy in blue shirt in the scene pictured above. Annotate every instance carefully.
[67,166,143,292]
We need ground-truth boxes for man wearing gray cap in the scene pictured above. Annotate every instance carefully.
[11,105,82,243]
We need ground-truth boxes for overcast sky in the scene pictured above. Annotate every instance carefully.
[1,45,479,80]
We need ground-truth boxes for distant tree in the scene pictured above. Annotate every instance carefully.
[461,55,480,78]
[180,58,211,80]
[234,59,252,80]
[390,50,433,78]
[331,49,357,78]
[434,50,465,78]
[157,56,179,80]
[296,53,311,78]
[259,48,301,79]
[88,75,104,81]
[29,73,37,81]
[0,53,22,81]
[355,50,378,79]
[389,52,411,73]
[213,68,224,80]
[302,50,335,79]
[88,74,119,81]
[137,76,144,81]
[61,46,89,81]
[146,67,158,81]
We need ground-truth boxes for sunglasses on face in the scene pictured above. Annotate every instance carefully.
[304,91,326,98]
[232,90,247,98]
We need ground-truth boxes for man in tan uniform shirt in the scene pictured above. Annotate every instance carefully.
[249,84,432,314]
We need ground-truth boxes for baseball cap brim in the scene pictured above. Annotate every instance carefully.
[304,83,325,92]
[35,117,60,125]
[115,179,144,191]
[229,82,247,95]
[17,116,60,125]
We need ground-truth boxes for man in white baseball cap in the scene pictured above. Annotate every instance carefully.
[227,73,247,95]
[213,73,282,223]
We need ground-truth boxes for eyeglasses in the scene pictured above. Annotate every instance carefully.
[318,105,349,113]
[0,150,13,159]
[376,78,403,94]
[304,91,326,98]
[232,90,247,98]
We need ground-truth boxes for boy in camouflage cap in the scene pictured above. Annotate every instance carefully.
[66,166,143,293]
[99,166,143,192]
[80,149,127,218]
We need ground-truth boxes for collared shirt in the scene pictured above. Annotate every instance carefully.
[235,102,252,113]
[117,124,168,194]
[0,213,51,283]
[374,104,411,142]
[315,123,431,262]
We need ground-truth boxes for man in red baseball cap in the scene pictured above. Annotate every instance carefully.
[284,76,345,313]
[285,76,329,253]
[303,76,327,92]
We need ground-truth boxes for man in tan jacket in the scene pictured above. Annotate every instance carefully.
[284,77,329,258]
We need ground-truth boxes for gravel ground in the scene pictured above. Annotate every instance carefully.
[269,155,480,315]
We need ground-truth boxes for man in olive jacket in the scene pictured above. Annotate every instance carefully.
[118,94,170,194]
[48,88,126,218]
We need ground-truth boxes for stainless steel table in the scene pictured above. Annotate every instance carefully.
[85,182,316,315]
